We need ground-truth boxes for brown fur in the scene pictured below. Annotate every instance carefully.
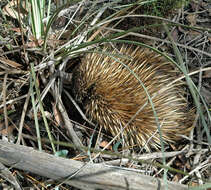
[72,46,194,150]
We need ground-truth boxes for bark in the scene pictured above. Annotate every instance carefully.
[0,140,188,190]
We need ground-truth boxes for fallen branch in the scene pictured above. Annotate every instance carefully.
[0,140,188,190]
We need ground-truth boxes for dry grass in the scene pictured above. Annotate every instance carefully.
[0,0,210,189]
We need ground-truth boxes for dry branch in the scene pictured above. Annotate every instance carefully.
[0,140,188,190]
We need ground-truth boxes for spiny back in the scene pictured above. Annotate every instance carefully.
[72,46,193,150]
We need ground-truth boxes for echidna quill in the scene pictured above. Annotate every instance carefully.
[71,46,194,150]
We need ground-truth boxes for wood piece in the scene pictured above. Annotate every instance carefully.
[0,140,188,190]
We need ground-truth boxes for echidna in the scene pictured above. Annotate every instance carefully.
[71,46,193,150]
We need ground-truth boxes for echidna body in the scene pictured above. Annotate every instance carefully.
[72,46,193,150]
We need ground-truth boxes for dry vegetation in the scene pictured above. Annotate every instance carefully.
[0,0,210,189]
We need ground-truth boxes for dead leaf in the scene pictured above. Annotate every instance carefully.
[186,14,197,26]
[171,28,179,42]
[3,0,29,20]
[26,39,44,48]
[10,27,27,34]
[0,57,22,68]
[203,70,211,78]
[100,141,112,150]
[190,182,199,187]
[172,173,182,182]
[188,30,201,37]
[0,123,15,136]
[53,103,64,127]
